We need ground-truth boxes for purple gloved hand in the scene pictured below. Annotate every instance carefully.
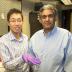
[22,54,41,65]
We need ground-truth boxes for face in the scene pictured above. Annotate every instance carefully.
[40,9,57,30]
[8,13,23,34]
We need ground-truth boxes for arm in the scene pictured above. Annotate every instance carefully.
[0,42,41,71]
[64,34,72,72]
[29,39,41,72]
[29,39,36,57]
[0,43,24,71]
[29,39,37,68]
[22,39,41,65]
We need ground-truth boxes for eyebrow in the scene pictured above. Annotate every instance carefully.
[11,18,21,19]
[42,14,54,16]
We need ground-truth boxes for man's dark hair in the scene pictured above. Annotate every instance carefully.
[7,8,23,21]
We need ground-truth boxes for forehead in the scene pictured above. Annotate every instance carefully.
[41,9,54,16]
[10,13,22,19]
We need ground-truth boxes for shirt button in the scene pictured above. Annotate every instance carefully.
[43,63,44,64]
[44,55,45,56]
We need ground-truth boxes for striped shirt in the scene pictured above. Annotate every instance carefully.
[0,31,30,72]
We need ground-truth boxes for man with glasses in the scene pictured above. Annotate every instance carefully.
[29,4,72,72]
[0,8,41,72]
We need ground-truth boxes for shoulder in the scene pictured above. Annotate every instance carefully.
[56,27,72,38]
[57,27,71,34]
[22,33,28,40]
[30,29,43,40]
[0,33,10,47]
[0,33,9,42]
[31,29,43,37]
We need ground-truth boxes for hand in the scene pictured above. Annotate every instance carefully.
[22,54,41,65]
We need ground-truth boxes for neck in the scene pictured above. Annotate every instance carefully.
[11,31,21,40]
[44,27,54,36]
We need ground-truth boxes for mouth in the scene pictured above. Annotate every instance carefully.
[45,22,51,25]
[15,27,20,30]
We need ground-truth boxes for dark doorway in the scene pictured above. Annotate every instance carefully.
[29,11,43,37]
[62,10,71,31]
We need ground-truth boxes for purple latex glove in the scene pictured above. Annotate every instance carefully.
[22,54,41,65]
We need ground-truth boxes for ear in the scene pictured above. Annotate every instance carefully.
[7,21,10,26]
[55,16,57,21]
[39,19,42,24]
[22,21,23,25]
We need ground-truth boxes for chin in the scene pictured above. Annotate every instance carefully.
[45,26,51,29]
[14,31,21,34]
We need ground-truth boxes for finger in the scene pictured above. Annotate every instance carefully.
[32,59,41,64]
[31,59,41,65]
[29,55,40,62]
[28,56,41,64]
[24,58,28,63]
[30,55,40,60]
[30,60,38,65]
[32,57,40,61]
[32,58,41,62]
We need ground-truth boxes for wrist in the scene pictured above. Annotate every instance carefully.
[22,54,24,60]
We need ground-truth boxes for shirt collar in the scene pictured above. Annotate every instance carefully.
[8,30,23,41]
[43,25,57,36]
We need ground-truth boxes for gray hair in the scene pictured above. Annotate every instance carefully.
[38,4,57,19]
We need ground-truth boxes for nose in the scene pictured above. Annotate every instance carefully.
[46,16,50,21]
[15,21,19,25]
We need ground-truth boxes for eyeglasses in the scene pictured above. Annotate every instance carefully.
[9,19,22,24]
